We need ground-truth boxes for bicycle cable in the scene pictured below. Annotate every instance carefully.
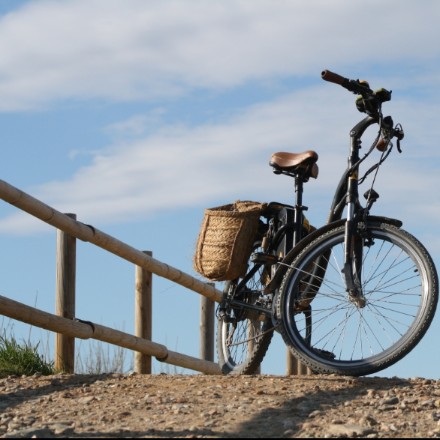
[358,143,393,185]
[359,114,394,182]
[347,113,394,187]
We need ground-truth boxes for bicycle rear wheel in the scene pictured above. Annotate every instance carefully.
[217,244,274,374]
[277,220,438,376]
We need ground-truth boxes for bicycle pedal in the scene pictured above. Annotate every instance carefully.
[251,252,279,265]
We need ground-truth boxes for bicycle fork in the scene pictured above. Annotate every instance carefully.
[343,211,367,308]
[342,160,367,308]
[343,187,380,308]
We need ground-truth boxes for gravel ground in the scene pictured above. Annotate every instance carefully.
[1,372,440,438]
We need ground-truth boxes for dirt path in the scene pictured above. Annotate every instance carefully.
[1,373,440,438]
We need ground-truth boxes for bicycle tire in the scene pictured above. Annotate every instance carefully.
[277,220,438,376]
[217,243,274,374]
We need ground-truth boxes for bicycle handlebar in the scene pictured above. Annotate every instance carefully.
[321,69,373,96]
[322,69,402,151]
[321,69,346,86]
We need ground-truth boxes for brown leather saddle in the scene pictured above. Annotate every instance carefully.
[269,150,319,180]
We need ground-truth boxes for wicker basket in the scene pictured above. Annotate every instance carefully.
[194,201,266,281]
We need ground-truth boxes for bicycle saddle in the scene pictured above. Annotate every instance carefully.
[269,150,319,179]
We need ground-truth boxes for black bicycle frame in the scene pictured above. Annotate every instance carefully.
[226,115,380,313]
[337,115,378,302]
[328,115,378,222]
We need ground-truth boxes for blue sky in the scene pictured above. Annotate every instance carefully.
[0,0,440,378]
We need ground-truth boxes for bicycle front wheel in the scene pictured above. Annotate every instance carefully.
[277,220,438,376]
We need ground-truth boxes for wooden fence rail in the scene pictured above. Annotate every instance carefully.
[0,294,221,375]
[0,179,223,303]
[0,178,222,375]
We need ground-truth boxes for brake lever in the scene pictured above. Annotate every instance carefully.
[394,123,404,153]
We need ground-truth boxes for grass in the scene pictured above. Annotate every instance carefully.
[75,339,131,374]
[0,315,133,376]
[0,319,186,377]
[0,333,56,378]
[0,329,130,377]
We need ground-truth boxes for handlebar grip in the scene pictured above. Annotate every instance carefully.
[322,69,373,96]
[321,69,348,86]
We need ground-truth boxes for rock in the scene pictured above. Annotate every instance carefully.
[1,374,440,437]
[328,423,376,437]
[3,427,54,438]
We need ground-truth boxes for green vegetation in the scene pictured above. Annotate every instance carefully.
[75,339,129,374]
[0,333,56,378]
[0,320,183,376]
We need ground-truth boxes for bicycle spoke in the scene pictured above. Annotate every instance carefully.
[279,222,437,376]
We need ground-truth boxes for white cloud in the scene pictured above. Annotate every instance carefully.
[0,0,439,238]
[104,110,167,138]
[1,80,439,235]
[0,0,439,110]
[0,84,348,232]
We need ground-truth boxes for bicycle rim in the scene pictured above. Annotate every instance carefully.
[217,309,273,374]
[278,222,438,376]
[217,250,274,374]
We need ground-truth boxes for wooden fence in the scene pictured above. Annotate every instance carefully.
[0,178,311,376]
[0,178,222,375]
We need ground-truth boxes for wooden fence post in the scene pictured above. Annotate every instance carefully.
[286,351,298,375]
[55,213,77,373]
[249,322,261,374]
[200,282,215,362]
[287,350,312,375]
[135,251,153,374]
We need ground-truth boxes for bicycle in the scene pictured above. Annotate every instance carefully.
[216,69,439,377]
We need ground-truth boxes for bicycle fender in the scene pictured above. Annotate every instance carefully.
[361,215,402,228]
[265,215,402,293]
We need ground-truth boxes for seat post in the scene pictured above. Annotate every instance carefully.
[293,174,307,246]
